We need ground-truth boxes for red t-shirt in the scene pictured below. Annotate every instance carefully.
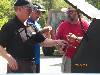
[56,19,89,58]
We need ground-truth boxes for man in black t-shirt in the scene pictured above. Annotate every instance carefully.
[0,0,67,73]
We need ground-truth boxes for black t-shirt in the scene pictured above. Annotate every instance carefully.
[0,16,46,59]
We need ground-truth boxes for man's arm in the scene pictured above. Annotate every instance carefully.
[0,45,18,70]
[27,26,68,48]
[41,38,67,47]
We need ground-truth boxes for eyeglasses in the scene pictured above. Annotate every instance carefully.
[32,9,41,14]
[67,10,76,13]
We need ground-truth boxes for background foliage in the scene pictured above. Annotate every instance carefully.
[86,0,100,9]
[0,0,15,29]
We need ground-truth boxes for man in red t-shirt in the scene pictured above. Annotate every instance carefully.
[56,6,89,73]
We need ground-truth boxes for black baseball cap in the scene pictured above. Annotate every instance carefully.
[14,0,31,6]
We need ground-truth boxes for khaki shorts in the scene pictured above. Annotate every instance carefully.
[61,54,71,73]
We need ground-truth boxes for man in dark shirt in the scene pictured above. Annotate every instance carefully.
[0,0,67,73]
[0,0,35,73]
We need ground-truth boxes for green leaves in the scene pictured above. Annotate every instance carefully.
[86,0,100,9]
[0,17,8,29]
[0,0,15,29]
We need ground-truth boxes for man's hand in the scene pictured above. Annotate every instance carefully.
[42,26,52,33]
[5,54,18,71]
[0,46,18,71]
[67,33,83,43]
[56,40,68,47]
[56,40,69,53]
[67,33,77,43]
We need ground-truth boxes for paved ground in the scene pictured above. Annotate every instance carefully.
[40,55,62,73]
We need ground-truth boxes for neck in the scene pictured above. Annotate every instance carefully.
[68,18,79,24]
